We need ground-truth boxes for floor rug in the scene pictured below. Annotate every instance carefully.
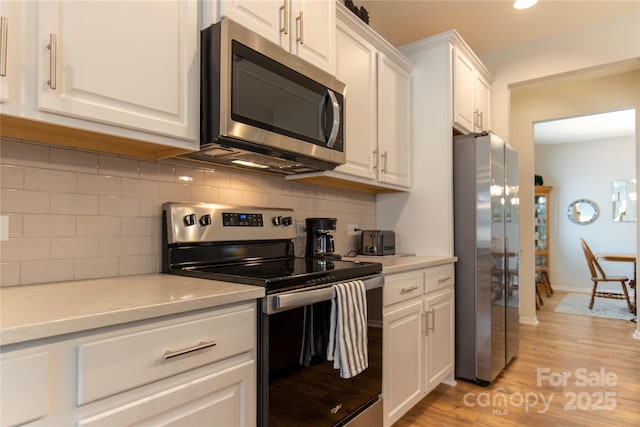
[554,292,635,321]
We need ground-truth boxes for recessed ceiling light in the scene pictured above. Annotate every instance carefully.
[514,0,538,9]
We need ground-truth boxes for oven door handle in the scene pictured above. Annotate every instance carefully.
[267,274,384,314]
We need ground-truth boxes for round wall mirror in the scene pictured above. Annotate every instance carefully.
[567,199,599,225]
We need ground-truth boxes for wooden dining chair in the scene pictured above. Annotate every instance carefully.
[580,238,634,313]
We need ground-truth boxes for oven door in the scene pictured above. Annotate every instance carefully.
[258,275,383,427]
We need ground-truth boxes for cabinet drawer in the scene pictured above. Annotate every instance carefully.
[77,305,255,405]
[0,351,50,426]
[384,271,424,306]
[425,264,455,293]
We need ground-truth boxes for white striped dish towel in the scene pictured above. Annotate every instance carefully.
[327,280,368,379]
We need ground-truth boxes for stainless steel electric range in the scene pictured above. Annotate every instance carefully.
[162,202,383,427]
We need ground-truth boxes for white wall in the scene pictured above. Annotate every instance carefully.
[535,136,636,292]
[479,10,640,323]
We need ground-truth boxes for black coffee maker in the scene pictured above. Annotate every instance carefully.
[305,218,340,260]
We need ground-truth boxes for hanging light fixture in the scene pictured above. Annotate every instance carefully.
[513,0,538,9]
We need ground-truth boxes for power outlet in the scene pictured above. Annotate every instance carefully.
[347,224,360,236]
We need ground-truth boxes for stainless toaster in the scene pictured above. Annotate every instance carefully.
[360,230,395,256]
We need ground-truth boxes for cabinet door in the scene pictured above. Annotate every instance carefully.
[290,0,335,73]
[383,299,423,427]
[0,1,20,104]
[424,289,454,393]
[38,0,198,142]
[78,360,256,427]
[333,20,377,180]
[474,72,491,131]
[218,0,283,45]
[453,47,475,133]
[377,53,412,188]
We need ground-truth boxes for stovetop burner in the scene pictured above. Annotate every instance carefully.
[162,202,382,294]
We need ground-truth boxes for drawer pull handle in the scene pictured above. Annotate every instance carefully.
[425,309,435,336]
[438,276,452,284]
[0,16,7,77]
[400,285,418,294]
[164,340,216,360]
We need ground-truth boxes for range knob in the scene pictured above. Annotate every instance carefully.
[272,216,282,226]
[199,214,212,226]
[282,216,293,226]
[184,213,197,226]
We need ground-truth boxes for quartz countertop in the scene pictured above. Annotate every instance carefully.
[1,256,456,347]
[0,274,265,346]
[346,254,457,274]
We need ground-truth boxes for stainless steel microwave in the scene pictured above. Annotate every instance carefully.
[186,18,346,175]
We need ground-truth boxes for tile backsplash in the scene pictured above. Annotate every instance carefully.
[0,138,376,287]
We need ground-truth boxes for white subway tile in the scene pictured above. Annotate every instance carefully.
[50,148,99,174]
[0,262,20,286]
[242,191,266,206]
[219,188,243,205]
[24,214,76,237]
[74,257,118,280]
[119,254,158,275]
[77,216,121,236]
[77,173,121,196]
[1,189,50,214]
[139,161,174,182]
[191,185,220,203]
[139,199,163,217]
[121,217,158,236]
[228,171,254,191]
[0,139,49,168]
[1,164,24,189]
[173,165,205,185]
[139,236,160,255]
[121,178,159,199]
[51,193,98,215]
[8,214,23,238]
[158,182,191,201]
[204,169,230,188]
[21,259,74,285]
[99,155,140,178]
[99,236,140,257]
[25,167,77,193]
[0,237,50,262]
[99,196,139,217]
[51,237,99,259]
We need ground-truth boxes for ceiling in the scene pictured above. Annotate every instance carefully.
[357,0,639,55]
[534,109,636,144]
[357,0,639,143]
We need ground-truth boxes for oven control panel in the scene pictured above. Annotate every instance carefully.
[163,202,297,244]
[222,212,264,227]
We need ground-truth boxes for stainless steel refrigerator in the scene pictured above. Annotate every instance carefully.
[453,132,519,385]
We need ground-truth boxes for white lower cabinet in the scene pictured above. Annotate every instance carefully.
[0,302,257,427]
[382,264,455,427]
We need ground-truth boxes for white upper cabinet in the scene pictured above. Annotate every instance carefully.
[333,17,377,180]
[0,0,199,159]
[287,2,413,193]
[453,44,491,133]
[0,1,19,104]
[38,0,198,142]
[377,52,412,188]
[217,0,335,73]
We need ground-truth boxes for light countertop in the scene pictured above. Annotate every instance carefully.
[347,255,457,274]
[0,274,265,346]
[1,256,456,347]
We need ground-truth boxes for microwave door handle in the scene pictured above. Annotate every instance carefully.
[325,89,340,148]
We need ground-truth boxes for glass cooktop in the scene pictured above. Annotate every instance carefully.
[173,257,382,294]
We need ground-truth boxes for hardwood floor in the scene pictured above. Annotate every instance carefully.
[394,291,640,426]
